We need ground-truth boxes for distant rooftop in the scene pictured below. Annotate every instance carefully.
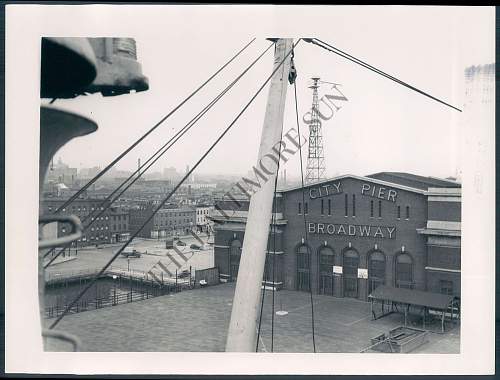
[278,172,460,194]
[464,63,495,77]
[366,172,461,191]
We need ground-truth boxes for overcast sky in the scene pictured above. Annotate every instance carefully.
[48,6,494,180]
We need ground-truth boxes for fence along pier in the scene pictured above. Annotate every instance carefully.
[44,267,219,318]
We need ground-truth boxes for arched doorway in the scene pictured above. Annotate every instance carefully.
[296,244,310,291]
[229,239,242,281]
[318,246,335,296]
[343,249,359,298]
[395,253,414,289]
[368,251,385,294]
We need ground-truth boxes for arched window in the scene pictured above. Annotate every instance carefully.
[343,249,359,298]
[395,253,413,289]
[319,247,334,272]
[319,247,335,296]
[368,251,386,294]
[297,245,310,269]
[296,245,310,291]
[229,239,242,281]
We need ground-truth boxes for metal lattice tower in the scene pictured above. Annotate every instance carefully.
[305,77,326,183]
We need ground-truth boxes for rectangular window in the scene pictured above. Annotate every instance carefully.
[352,194,356,217]
[304,202,308,215]
[298,202,302,215]
[321,199,324,215]
[328,199,331,216]
[344,194,348,216]
[370,200,374,217]
[406,206,410,219]
[378,200,382,218]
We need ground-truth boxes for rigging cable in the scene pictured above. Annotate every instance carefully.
[256,229,271,352]
[270,129,282,353]
[270,52,291,350]
[43,42,275,266]
[303,38,461,112]
[293,77,316,353]
[255,172,281,352]
[49,39,301,330]
[51,38,256,214]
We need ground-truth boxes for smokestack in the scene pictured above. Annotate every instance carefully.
[186,164,191,183]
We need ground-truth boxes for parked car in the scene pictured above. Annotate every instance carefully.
[190,244,201,250]
[176,240,186,246]
[177,269,190,279]
[120,247,141,258]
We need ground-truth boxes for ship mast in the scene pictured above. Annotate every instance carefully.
[225,38,294,352]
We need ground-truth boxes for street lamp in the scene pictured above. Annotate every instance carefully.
[112,275,118,305]
[61,227,66,257]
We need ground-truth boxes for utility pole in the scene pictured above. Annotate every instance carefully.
[225,38,293,352]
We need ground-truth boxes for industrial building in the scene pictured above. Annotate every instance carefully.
[40,198,130,245]
[196,204,215,232]
[212,172,461,301]
[129,204,196,238]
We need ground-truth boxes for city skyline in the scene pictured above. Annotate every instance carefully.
[42,7,493,181]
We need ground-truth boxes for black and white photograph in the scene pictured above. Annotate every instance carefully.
[4,4,495,376]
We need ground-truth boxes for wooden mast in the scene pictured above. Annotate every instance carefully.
[225,38,294,352]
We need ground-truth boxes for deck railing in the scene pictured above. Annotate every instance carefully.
[44,267,195,318]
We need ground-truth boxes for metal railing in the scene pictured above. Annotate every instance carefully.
[44,267,196,318]
[45,266,192,286]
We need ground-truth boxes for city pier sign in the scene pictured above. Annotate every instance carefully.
[308,181,398,202]
[361,183,397,202]
[309,181,342,199]
[308,222,396,239]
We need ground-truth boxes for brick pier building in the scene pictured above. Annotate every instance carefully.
[211,172,461,301]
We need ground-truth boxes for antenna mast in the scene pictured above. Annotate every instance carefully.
[305,77,326,183]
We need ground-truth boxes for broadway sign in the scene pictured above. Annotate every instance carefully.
[308,222,396,239]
